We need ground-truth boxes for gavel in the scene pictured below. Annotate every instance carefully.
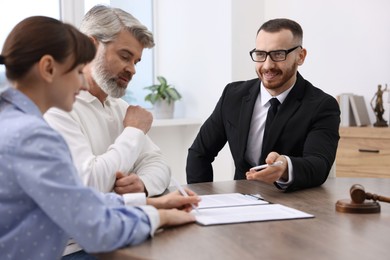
[350,184,390,204]
[336,184,390,213]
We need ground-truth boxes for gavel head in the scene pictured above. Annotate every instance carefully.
[350,184,366,204]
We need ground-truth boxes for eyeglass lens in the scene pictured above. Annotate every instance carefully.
[250,46,301,62]
[253,50,286,62]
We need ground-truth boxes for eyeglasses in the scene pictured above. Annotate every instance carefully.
[249,45,302,62]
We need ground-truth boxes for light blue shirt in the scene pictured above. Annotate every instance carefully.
[0,88,158,260]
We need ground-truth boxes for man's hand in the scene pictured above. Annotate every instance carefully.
[114,172,146,195]
[246,152,288,184]
[147,189,201,212]
[123,105,153,134]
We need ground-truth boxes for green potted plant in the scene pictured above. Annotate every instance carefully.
[144,76,182,119]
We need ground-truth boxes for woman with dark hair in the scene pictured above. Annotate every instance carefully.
[0,16,198,260]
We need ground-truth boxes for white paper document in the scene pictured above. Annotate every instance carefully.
[198,193,268,209]
[193,193,314,226]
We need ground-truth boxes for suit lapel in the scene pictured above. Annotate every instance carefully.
[238,81,260,161]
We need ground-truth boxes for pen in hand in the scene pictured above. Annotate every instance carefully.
[171,177,200,213]
[250,161,284,171]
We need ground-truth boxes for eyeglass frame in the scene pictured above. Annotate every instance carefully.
[249,45,302,62]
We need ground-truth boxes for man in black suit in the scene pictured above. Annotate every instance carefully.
[186,18,340,192]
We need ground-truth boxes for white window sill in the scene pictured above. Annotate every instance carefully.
[152,118,202,127]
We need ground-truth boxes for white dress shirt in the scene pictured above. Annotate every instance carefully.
[245,83,294,187]
[45,91,169,256]
[44,90,171,197]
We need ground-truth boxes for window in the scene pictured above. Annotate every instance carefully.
[1,0,154,107]
[0,0,60,91]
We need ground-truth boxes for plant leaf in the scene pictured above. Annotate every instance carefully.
[144,76,182,105]
[157,76,167,86]
[166,88,182,101]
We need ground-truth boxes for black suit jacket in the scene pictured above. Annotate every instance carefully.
[186,72,340,191]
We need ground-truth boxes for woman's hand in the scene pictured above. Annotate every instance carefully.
[147,188,201,212]
[158,209,196,228]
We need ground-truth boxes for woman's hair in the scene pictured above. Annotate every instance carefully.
[0,16,96,81]
[80,5,155,48]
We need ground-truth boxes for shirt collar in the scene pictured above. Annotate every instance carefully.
[1,87,42,117]
[77,90,98,103]
[260,81,295,107]
[77,90,117,105]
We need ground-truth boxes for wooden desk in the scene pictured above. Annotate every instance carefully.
[97,178,390,260]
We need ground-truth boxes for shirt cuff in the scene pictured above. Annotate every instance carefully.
[123,126,145,136]
[122,193,146,206]
[138,205,160,237]
[275,155,293,189]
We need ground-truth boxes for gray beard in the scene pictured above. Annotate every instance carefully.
[91,53,127,98]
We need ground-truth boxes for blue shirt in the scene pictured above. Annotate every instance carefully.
[0,88,157,260]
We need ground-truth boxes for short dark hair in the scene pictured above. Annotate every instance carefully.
[257,18,303,43]
[1,16,96,80]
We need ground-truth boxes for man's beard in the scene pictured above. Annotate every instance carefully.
[91,51,127,98]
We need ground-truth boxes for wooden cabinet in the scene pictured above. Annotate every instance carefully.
[336,127,390,178]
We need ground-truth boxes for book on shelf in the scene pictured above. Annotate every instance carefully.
[349,95,371,126]
[338,93,356,127]
[337,93,371,127]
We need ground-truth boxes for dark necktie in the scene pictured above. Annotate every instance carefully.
[263,98,280,142]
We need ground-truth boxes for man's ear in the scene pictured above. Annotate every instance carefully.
[90,36,100,48]
[38,55,55,83]
[297,48,307,66]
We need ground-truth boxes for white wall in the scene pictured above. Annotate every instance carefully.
[154,0,390,120]
[154,0,233,119]
[153,0,236,183]
[264,0,390,122]
[231,0,266,82]
[152,0,390,183]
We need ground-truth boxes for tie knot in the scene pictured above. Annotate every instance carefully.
[269,98,280,114]
[269,98,280,107]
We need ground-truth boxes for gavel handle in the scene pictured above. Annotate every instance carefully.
[366,192,390,203]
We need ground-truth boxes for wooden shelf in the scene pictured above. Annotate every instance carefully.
[339,126,390,139]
